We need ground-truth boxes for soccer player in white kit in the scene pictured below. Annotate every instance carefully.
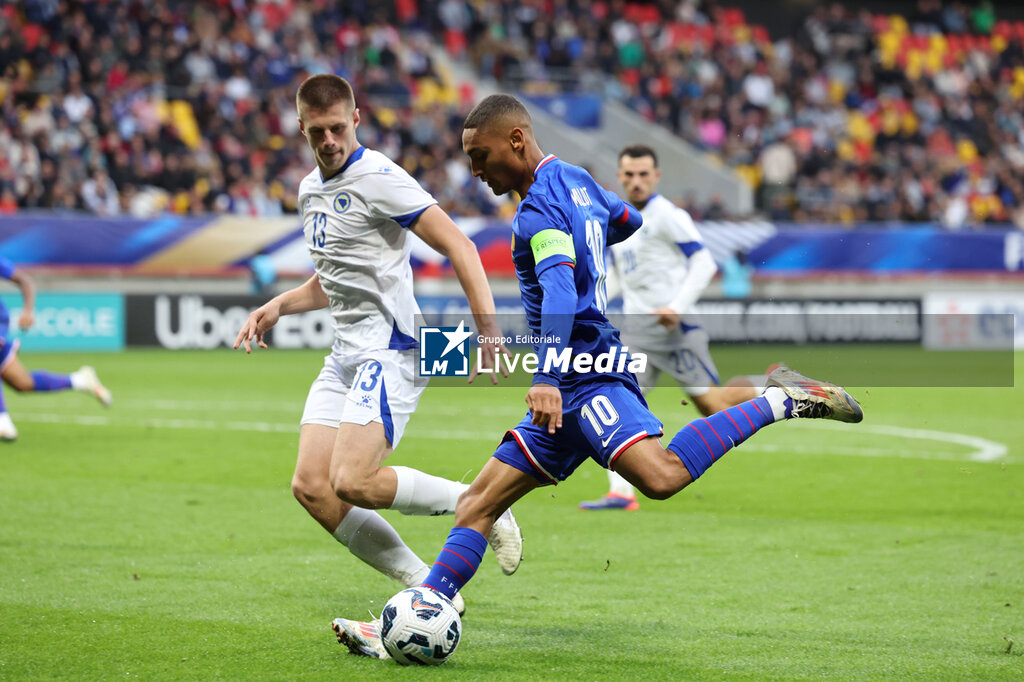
[234,75,521,623]
[579,144,761,511]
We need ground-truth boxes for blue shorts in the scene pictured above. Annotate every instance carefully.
[494,378,663,485]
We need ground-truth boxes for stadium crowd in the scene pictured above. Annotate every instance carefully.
[1,0,1023,227]
[455,0,1024,227]
[0,0,512,219]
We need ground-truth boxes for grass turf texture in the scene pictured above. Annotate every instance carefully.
[0,347,1020,680]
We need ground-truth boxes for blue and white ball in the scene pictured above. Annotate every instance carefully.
[380,587,462,666]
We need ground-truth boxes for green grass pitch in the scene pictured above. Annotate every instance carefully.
[0,348,1020,680]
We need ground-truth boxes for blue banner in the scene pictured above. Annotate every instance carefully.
[0,293,125,352]
[1,215,1020,274]
[0,214,212,265]
[749,226,1012,272]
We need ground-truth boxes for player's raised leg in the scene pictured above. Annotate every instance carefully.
[580,348,764,511]
[1,355,112,406]
[615,365,863,498]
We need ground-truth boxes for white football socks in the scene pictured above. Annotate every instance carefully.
[332,506,428,587]
[607,469,636,497]
[389,465,468,516]
[762,386,790,421]
[69,369,89,391]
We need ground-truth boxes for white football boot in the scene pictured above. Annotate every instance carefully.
[0,412,18,441]
[332,617,389,659]
[488,508,523,575]
[450,591,465,616]
[331,587,464,658]
[73,366,112,407]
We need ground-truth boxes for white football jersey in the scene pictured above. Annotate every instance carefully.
[298,147,436,356]
[608,193,713,351]
[609,193,706,315]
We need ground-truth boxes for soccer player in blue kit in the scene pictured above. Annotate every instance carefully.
[0,256,112,441]
[334,94,864,659]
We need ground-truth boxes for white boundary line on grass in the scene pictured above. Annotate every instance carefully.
[11,412,1010,462]
[785,421,1008,462]
[12,412,497,441]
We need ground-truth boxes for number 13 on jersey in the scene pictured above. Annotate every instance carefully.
[309,212,327,248]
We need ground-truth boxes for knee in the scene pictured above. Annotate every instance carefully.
[635,478,677,501]
[291,473,329,508]
[453,488,494,527]
[631,462,690,501]
[330,468,374,507]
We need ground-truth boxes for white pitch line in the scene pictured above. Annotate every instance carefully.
[10,413,1011,461]
[108,398,518,419]
[787,421,1009,462]
[10,412,499,441]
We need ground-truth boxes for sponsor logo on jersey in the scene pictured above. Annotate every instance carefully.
[333,192,352,214]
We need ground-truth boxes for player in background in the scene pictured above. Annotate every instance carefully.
[332,94,863,660]
[578,144,762,511]
[233,75,521,623]
[0,257,112,441]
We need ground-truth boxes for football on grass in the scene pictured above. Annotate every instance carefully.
[380,587,462,665]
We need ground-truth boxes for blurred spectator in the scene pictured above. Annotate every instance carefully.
[721,250,754,299]
[81,168,119,216]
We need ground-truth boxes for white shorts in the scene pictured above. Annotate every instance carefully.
[633,326,720,397]
[300,349,426,448]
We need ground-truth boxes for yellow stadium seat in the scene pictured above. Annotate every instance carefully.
[828,79,846,103]
[170,101,202,150]
[735,164,761,188]
[957,139,978,163]
[848,112,875,143]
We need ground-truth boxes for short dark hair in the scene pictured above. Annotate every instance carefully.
[464,94,531,130]
[619,144,658,168]
[296,74,356,112]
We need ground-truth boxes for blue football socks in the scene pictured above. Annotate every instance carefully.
[31,371,73,392]
[421,527,487,600]
[667,396,774,481]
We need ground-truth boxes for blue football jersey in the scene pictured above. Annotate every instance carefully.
[512,155,642,391]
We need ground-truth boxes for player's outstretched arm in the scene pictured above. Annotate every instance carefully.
[234,274,328,353]
[10,269,36,330]
[412,205,508,383]
[653,231,718,329]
